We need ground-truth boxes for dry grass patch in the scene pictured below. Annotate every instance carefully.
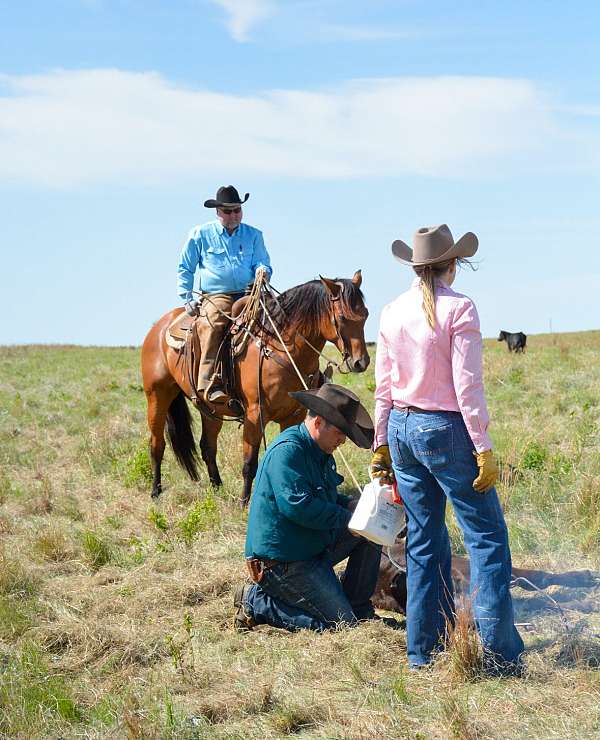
[33,525,77,562]
[0,547,37,598]
[33,616,168,673]
[269,700,328,734]
[440,691,493,740]
[186,683,276,726]
[442,597,483,683]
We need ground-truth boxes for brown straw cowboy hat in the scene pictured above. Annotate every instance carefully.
[204,185,250,209]
[289,384,374,449]
[392,224,478,266]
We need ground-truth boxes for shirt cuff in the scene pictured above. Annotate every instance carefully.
[336,493,352,508]
[470,431,493,453]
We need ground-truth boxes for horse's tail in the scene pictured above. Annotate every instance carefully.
[166,392,201,481]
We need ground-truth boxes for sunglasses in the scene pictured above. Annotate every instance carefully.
[220,207,241,215]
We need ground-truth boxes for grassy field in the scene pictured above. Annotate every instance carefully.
[1,332,600,739]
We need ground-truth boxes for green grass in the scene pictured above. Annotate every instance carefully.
[177,493,220,546]
[0,335,599,738]
[81,529,114,570]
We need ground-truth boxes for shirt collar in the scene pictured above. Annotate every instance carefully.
[214,220,240,237]
[300,421,329,461]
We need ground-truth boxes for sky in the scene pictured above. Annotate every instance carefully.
[1,0,599,345]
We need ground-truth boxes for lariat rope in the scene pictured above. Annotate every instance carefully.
[258,295,363,496]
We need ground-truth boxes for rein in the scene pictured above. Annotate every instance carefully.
[194,282,352,374]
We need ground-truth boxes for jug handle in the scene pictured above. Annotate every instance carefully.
[392,480,403,505]
[370,477,382,517]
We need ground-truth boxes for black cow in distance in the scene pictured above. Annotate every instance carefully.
[498,330,527,353]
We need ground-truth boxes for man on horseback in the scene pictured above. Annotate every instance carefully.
[177,185,272,403]
[234,384,387,632]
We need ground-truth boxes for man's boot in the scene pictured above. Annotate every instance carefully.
[233,584,256,631]
[206,377,227,403]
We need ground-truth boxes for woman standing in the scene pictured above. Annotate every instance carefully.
[371,224,524,674]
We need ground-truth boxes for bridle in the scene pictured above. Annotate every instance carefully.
[326,283,369,373]
[327,290,352,372]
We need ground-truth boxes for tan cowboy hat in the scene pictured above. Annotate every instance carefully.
[289,383,374,449]
[392,224,478,266]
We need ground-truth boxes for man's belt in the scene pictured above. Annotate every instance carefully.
[245,557,283,583]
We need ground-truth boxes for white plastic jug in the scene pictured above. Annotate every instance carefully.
[348,478,405,546]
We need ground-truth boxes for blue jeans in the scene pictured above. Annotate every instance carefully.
[244,528,382,631]
[388,408,524,670]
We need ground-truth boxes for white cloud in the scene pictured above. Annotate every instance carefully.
[0,68,596,188]
[209,0,276,42]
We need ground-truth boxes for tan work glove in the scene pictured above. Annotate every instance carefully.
[473,450,499,493]
[369,445,394,484]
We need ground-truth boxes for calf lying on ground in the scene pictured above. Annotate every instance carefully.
[498,330,527,353]
[373,538,599,614]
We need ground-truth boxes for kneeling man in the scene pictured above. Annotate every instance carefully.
[235,384,383,631]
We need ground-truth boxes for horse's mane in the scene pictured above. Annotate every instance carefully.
[259,278,365,339]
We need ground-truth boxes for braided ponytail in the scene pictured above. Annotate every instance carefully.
[419,266,436,329]
[413,259,457,330]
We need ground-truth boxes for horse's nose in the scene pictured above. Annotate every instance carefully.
[353,355,370,372]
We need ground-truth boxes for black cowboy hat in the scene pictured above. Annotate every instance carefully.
[204,185,250,209]
[289,384,374,449]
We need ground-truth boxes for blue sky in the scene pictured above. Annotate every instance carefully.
[1,0,599,345]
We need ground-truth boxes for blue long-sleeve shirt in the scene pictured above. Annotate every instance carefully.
[245,424,352,562]
[177,220,272,302]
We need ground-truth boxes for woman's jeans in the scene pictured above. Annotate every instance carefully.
[244,528,382,631]
[388,407,524,669]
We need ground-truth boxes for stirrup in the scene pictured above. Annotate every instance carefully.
[207,387,227,403]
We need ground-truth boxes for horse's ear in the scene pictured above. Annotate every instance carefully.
[319,275,342,298]
[352,270,362,287]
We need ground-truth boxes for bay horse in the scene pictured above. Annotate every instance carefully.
[141,271,369,505]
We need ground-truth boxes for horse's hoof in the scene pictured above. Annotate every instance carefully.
[151,486,162,499]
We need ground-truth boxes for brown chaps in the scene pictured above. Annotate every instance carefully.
[196,293,236,390]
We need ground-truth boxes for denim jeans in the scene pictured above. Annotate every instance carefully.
[244,527,382,631]
[388,408,524,670]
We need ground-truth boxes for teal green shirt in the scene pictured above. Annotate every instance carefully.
[245,424,352,562]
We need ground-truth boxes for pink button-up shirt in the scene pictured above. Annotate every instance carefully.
[374,277,492,453]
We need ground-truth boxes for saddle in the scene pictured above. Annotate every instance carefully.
[166,311,196,349]
[166,308,245,418]
[166,292,326,419]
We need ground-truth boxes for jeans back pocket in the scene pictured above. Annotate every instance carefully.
[411,422,455,470]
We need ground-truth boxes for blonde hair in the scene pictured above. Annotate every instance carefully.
[413,259,455,329]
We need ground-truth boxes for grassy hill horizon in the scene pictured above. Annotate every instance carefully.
[3,326,598,350]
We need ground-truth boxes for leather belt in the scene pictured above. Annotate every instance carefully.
[393,404,436,413]
[258,557,281,569]
[394,404,461,415]
[245,556,284,583]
